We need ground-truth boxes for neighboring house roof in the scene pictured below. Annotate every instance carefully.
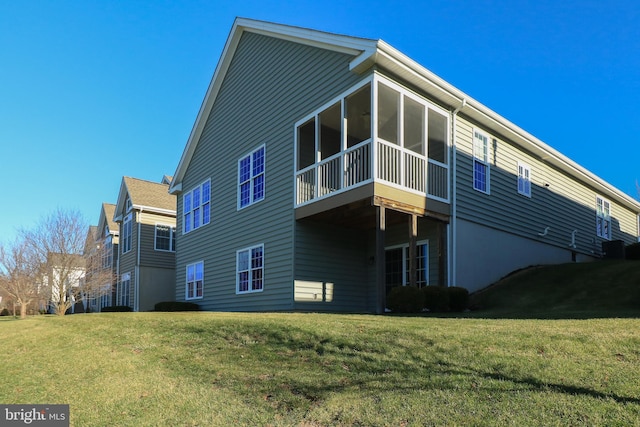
[88,225,98,241]
[113,176,176,222]
[97,203,119,237]
[170,17,640,212]
[83,225,98,255]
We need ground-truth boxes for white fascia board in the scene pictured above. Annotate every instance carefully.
[170,19,243,194]
[372,41,640,212]
[132,205,177,216]
[112,179,129,223]
[239,17,374,56]
[170,18,374,195]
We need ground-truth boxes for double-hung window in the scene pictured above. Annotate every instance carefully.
[183,180,211,234]
[517,162,532,197]
[186,261,204,300]
[596,196,612,240]
[473,130,490,193]
[236,244,264,294]
[238,146,265,209]
[119,272,131,307]
[155,224,176,251]
[122,213,132,254]
[102,235,113,268]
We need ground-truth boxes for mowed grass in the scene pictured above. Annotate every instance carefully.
[470,260,640,318]
[1,312,639,426]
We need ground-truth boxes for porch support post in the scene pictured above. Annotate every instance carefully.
[408,214,418,288]
[376,205,386,314]
[438,221,446,287]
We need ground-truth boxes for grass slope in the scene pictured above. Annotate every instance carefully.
[470,260,640,318]
[1,312,639,426]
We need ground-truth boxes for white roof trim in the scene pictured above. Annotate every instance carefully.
[170,18,640,212]
[369,39,640,211]
[170,18,376,194]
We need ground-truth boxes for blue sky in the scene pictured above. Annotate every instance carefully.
[1,0,638,244]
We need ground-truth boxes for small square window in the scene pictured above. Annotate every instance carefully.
[517,162,531,197]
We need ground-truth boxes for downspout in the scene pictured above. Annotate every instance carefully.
[449,98,467,287]
[116,237,120,307]
[135,208,143,312]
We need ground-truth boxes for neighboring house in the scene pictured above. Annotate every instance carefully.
[44,252,86,314]
[85,203,120,312]
[113,176,176,311]
[168,18,640,314]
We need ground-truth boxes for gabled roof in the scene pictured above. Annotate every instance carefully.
[113,176,176,222]
[86,225,98,243]
[169,18,378,195]
[97,203,118,237]
[170,17,640,212]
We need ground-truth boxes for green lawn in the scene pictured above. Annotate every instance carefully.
[1,312,639,426]
[470,260,640,318]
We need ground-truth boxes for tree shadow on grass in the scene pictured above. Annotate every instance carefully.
[173,319,640,409]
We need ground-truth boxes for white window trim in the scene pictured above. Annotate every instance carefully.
[185,261,204,300]
[122,213,133,254]
[385,240,430,287]
[236,244,265,294]
[154,223,176,252]
[472,129,491,194]
[183,179,211,235]
[517,161,532,198]
[237,145,266,210]
[596,196,612,240]
[119,272,131,307]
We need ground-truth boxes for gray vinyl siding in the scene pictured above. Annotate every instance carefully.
[176,32,365,311]
[116,209,176,310]
[138,266,175,311]
[138,212,176,268]
[455,115,638,258]
[117,209,136,309]
[294,221,370,312]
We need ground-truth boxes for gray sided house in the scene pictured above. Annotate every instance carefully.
[169,18,640,313]
[88,202,120,312]
[113,176,176,311]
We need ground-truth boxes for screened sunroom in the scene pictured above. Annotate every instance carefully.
[294,74,451,213]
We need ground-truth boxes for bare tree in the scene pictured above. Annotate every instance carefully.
[81,226,115,312]
[0,237,42,319]
[21,208,110,315]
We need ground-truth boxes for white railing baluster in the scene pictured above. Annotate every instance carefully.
[295,138,449,206]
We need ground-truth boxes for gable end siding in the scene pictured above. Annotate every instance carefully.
[175,32,366,311]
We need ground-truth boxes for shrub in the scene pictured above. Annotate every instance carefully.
[386,286,424,313]
[625,243,640,260]
[154,301,200,312]
[101,306,133,312]
[422,286,450,312]
[0,308,10,316]
[448,287,470,312]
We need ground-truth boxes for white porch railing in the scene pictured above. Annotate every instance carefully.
[295,139,448,206]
